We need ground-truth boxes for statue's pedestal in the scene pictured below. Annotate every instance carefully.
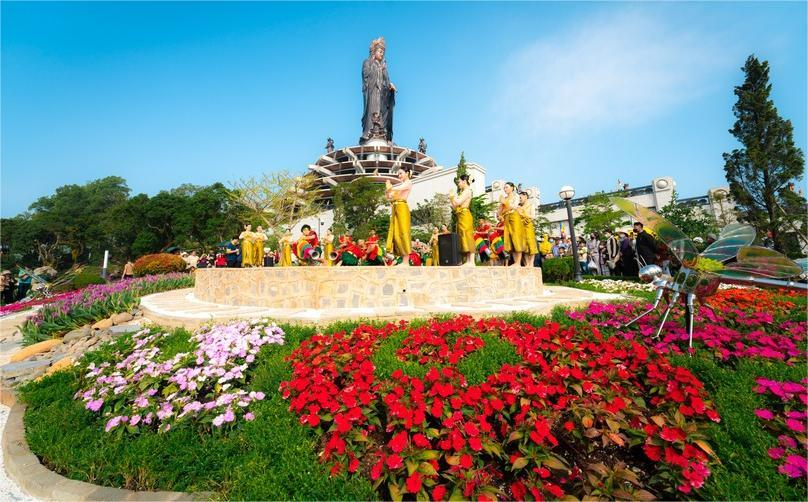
[363,138,389,161]
[194,266,543,310]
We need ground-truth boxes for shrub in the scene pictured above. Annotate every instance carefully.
[133,253,186,276]
[541,256,574,282]
[72,270,107,288]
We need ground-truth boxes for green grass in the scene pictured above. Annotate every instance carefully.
[19,305,808,501]
[554,279,658,302]
[372,330,520,385]
[670,355,807,501]
[20,324,375,500]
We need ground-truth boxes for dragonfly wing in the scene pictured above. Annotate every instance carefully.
[717,246,803,279]
[610,197,699,266]
[794,258,808,277]
[701,223,757,262]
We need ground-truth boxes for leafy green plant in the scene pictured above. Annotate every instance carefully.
[541,256,574,282]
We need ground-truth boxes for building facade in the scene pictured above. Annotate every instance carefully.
[537,177,737,237]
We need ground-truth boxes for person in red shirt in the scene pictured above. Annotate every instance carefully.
[475,219,493,265]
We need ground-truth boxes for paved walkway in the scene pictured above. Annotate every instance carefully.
[141,286,625,328]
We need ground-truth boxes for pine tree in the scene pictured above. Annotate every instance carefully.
[723,55,806,252]
[456,152,468,180]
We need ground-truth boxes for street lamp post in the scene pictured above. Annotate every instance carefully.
[559,186,583,282]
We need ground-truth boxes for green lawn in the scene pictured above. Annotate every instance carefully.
[19,303,807,500]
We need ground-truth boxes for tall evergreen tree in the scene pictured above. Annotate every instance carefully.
[455,152,468,180]
[723,55,806,252]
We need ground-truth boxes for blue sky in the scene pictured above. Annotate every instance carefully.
[2,1,806,216]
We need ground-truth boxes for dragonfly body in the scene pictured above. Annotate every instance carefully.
[611,197,806,353]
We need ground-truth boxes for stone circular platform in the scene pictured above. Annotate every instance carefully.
[141,282,624,329]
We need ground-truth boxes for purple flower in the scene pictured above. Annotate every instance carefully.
[767,447,785,460]
[104,416,123,432]
[86,399,104,412]
[244,412,255,421]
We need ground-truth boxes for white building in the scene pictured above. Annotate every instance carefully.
[537,177,737,237]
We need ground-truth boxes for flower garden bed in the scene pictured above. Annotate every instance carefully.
[17,287,807,500]
[19,273,194,345]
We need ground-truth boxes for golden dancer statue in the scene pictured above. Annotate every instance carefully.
[498,182,525,267]
[253,226,267,267]
[385,166,413,266]
[518,191,538,267]
[279,229,293,267]
[450,174,476,266]
[239,224,256,267]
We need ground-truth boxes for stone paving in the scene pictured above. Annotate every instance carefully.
[141,285,625,329]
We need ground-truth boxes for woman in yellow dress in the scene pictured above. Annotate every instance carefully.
[279,230,293,267]
[253,226,267,267]
[498,182,525,267]
[450,174,475,266]
[385,167,413,266]
[323,229,335,266]
[518,191,538,267]
[239,224,255,267]
[428,227,440,266]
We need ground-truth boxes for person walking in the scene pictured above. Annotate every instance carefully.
[121,260,135,280]
[586,234,601,275]
[225,237,241,268]
[633,222,657,268]
[604,231,621,276]
[619,232,638,277]
[1,271,16,305]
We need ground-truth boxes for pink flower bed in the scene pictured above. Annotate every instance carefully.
[569,298,806,363]
[754,378,808,479]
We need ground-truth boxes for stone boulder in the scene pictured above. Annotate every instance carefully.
[63,325,92,343]
[10,339,63,363]
[111,312,134,325]
[92,318,114,330]
[33,266,58,279]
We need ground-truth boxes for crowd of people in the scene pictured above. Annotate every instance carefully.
[0,269,32,305]
[537,221,662,277]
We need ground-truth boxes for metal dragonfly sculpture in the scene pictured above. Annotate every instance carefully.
[611,197,807,350]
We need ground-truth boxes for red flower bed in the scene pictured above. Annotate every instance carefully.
[280,316,720,500]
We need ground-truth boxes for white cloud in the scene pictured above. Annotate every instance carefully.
[497,9,731,137]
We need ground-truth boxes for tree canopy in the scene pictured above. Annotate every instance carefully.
[658,191,719,240]
[330,177,387,238]
[574,192,629,236]
[723,55,806,253]
[2,178,245,270]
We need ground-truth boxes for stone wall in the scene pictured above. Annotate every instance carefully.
[194,267,543,309]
